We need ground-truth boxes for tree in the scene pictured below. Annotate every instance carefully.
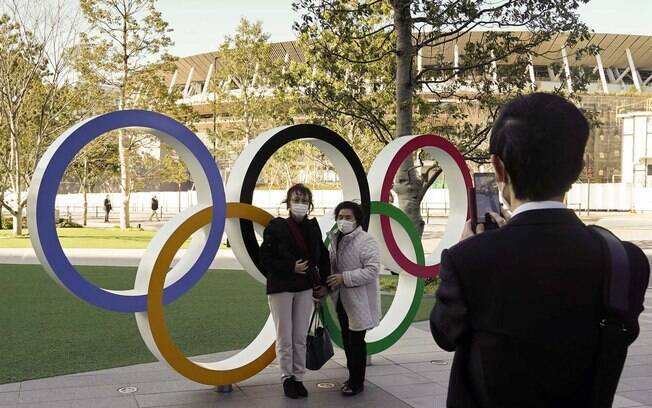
[211,19,284,144]
[159,149,189,212]
[66,134,120,226]
[293,0,596,234]
[78,0,174,230]
[0,0,84,236]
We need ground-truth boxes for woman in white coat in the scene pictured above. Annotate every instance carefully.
[326,201,381,396]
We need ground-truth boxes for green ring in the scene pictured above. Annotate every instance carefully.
[322,201,425,354]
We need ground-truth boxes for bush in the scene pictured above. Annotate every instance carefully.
[379,274,439,295]
[56,219,83,228]
[2,216,27,230]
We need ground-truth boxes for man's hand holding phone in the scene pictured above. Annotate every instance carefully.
[462,208,511,240]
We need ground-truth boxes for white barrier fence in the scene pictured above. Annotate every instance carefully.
[566,183,652,212]
[7,183,652,224]
[45,188,452,222]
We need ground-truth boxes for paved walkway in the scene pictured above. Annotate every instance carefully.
[4,310,652,408]
[3,212,652,268]
[0,247,243,270]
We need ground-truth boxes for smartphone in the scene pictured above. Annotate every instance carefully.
[472,173,501,232]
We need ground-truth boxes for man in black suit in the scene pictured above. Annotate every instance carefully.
[430,93,649,407]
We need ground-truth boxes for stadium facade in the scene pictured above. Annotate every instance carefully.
[169,32,652,185]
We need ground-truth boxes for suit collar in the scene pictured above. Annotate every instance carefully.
[506,208,583,227]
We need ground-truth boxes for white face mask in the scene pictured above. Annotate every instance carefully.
[337,220,356,234]
[290,203,309,219]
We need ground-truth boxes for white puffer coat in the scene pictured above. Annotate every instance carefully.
[328,226,381,331]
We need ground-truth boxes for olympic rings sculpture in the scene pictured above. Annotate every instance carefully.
[27,110,472,385]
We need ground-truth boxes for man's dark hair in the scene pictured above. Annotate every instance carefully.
[334,201,365,225]
[489,92,589,201]
[283,183,314,211]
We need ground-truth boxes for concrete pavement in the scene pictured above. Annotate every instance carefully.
[4,313,652,407]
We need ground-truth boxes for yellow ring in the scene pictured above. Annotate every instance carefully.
[146,203,276,385]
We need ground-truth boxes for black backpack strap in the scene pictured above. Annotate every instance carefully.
[589,225,631,315]
[588,225,632,408]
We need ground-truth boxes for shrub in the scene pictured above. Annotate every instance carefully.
[56,219,83,228]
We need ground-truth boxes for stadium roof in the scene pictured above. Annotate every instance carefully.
[171,32,652,85]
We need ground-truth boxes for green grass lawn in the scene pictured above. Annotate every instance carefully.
[0,264,435,384]
[0,228,158,249]
[0,227,213,249]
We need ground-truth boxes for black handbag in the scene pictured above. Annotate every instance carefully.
[306,305,334,370]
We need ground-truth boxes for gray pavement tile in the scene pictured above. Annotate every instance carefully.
[383,382,448,400]
[411,321,431,332]
[384,352,451,364]
[618,377,652,392]
[366,355,397,365]
[135,388,245,407]
[399,361,453,374]
[63,361,167,376]
[629,355,652,366]
[248,384,411,407]
[619,391,652,405]
[414,370,451,384]
[9,396,138,408]
[0,392,18,406]
[365,364,414,376]
[159,403,252,408]
[613,395,647,408]
[302,368,349,381]
[627,346,652,356]
[234,372,280,387]
[0,384,19,393]
[20,370,180,391]
[19,384,135,404]
[622,365,652,379]
[132,379,214,395]
[240,379,348,399]
[404,395,448,408]
[367,373,433,387]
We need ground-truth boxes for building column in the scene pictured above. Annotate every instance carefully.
[595,53,609,94]
[561,46,573,93]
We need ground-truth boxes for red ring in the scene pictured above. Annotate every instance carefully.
[380,134,473,278]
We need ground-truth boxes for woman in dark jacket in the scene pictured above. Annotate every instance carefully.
[259,184,330,399]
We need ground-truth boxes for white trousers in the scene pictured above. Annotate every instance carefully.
[268,289,314,382]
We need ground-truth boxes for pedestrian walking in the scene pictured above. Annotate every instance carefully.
[149,196,160,221]
[103,195,111,223]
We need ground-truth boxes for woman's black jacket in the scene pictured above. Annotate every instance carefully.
[259,216,330,295]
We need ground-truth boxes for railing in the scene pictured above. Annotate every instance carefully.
[54,204,451,224]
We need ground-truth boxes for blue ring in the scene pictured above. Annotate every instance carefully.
[34,110,225,312]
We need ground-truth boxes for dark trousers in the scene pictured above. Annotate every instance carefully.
[104,210,110,222]
[336,298,367,389]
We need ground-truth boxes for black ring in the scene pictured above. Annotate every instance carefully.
[237,124,371,269]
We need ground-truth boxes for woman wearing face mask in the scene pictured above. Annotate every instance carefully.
[259,184,330,399]
[326,201,380,396]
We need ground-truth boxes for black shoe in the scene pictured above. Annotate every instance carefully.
[340,380,350,390]
[283,377,299,399]
[295,380,308,397]
[342,384,364,396]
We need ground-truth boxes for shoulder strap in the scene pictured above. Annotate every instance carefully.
[286,217,310,260]
[588,225,631,315]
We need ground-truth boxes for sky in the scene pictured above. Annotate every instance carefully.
[156,0,652,57]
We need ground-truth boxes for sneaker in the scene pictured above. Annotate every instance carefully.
[341,383,364,396]
[295,380,308,397]
[283,377,299,399]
